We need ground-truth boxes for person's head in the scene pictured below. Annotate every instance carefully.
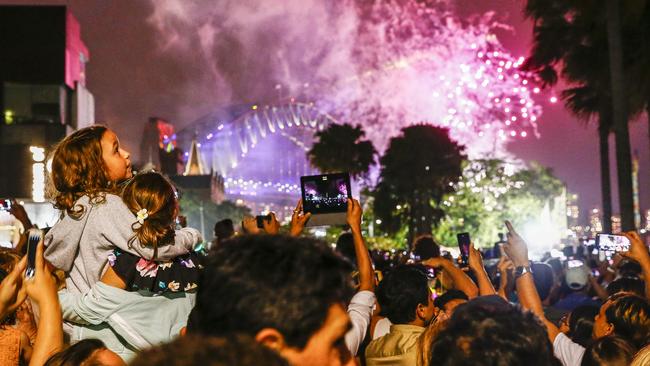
[412,235,440,260]
[131,335,289,366]
[376,265,435,326]
[606,277,645,298]
[631,344,650,366]
[213,219,235,244]
[563,305,599,348]
[565,265,589,291]
[187,235,354,366]
[618,261,642,278]
[593,293,650,350]
[50,125,132,217]
[121,172,177,257]
[580,336,635,366]
[531,262,554,301]
[44,339,125,366]
[335,233,356,266]
[428,297,560,366]
[433,289,468,315]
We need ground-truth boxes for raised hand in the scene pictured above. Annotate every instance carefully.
[467,242,483,272]
[262,212,281,235]
[346,198,362,234]
[503,221,529,267]
[290,199,311,237]
[621,231,650,265]
[0,256,27,319]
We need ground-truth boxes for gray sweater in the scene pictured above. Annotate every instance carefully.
[45,194,202,294]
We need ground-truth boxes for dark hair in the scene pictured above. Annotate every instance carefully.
[429,299,560,366]
[605,294,650,350]
[412,235,440,260]
[213,219,235,244]
[49,125,116,218]
[335,233,357,265]
[44,339,106,366]
[130,334,289,366]
[121,172,177,259]
[607,277,645,298]
[567,305,599,348]
[618,261,642,278]
[433,289,468,312]
[186,235,353,349]
[376,265,430,324]
[581,336,635,366]
[531,262,554,301]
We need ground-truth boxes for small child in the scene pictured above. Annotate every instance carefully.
[100,171,202,294]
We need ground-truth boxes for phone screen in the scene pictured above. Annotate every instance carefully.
[567,259,584,269]
[596,234,630,253]
[457,232,470,266]
[0,199,11,211]
[300,173,351,214]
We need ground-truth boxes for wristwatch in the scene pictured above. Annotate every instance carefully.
[514,265,533,279]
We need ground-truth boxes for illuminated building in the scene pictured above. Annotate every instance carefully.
[0,5,93,226]
[611,215,622,234]
[589,208,602,237]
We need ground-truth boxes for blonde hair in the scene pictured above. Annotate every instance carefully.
[48,125,117,218]
[122,172,177,259]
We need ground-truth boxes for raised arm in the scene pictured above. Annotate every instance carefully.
[468,243,496,296]
[423,257,479,298]
[622,231,650,300]
[348,199,374,292]
[503,221,559,343]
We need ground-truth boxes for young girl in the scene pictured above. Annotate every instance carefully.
[44,125,202,360]
[101,171,202,294]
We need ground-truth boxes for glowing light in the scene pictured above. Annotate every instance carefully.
[549,96,558,103]
[30,146,45,202]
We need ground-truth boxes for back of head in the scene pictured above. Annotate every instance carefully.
[213,219,235,244]
[433,289,468,312]
[581,336,635,366]
[531,262,554,301]
[122,171,177,255]
[376,265,430,324]
[565,265,589,291]
[412,235,440,260]
[606,277,645,298]
[130,335,289,366]
[44,339,107,366]
[568,305,599,348]
[429,298,560,366]
[631,344,650,366]
[49,125,111,217]
[605,294,650,350]
[187,234,353,348]
[335,232,356,265]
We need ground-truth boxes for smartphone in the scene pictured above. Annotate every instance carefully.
[457,232,470,266]
[0,199,11,211]
[596,233,630,254]
[256,214,271,229]
[25,228,42,279]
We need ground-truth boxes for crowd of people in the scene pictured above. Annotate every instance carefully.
[0,125,649,365]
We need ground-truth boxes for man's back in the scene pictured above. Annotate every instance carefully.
[365,324,424,366]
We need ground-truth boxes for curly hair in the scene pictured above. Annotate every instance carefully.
[121,171,177,259]
[48,125,116,218]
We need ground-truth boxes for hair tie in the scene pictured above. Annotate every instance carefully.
[136,208,149,224]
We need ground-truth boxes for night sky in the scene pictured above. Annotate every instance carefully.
[4,0,649,224]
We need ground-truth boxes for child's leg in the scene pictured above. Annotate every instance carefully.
[101,266,127,290]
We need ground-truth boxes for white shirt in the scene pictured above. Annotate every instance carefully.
[553,332,585,366]
[373,317,392,340]
[345,290,376,356]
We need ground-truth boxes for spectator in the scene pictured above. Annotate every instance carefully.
[131,335,289,366]
[606,277,645,298]
[428,296,560,366]
[433,289,468,317]
[212,219,235,249]
[558,305,599,348]
[335,233,357,266]
[186,234,354,366]
[554,264,601,312]
[631,344,650,366]
[44,339,125,366]
[366,265,435,366]
[532,261,568,324]
[412,235,440,261]
[580,336,635,366]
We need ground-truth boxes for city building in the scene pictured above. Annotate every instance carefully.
[0,5,94,228]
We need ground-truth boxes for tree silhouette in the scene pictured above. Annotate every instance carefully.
[308,123,377,179]
[373,124,465,245]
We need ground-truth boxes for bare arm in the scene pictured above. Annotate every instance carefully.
[347,199,374,292]
[424,257,479,298]
[468,243,496,296]
[503,221,559,343]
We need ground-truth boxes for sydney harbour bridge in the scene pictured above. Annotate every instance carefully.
[176,101,340,219]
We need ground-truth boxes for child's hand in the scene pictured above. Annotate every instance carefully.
[0,256,27,318]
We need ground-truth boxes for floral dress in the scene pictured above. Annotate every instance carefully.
[108,248,204,294]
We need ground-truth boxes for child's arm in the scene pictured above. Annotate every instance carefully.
[101,195,202,260]
[100,266,127,290]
